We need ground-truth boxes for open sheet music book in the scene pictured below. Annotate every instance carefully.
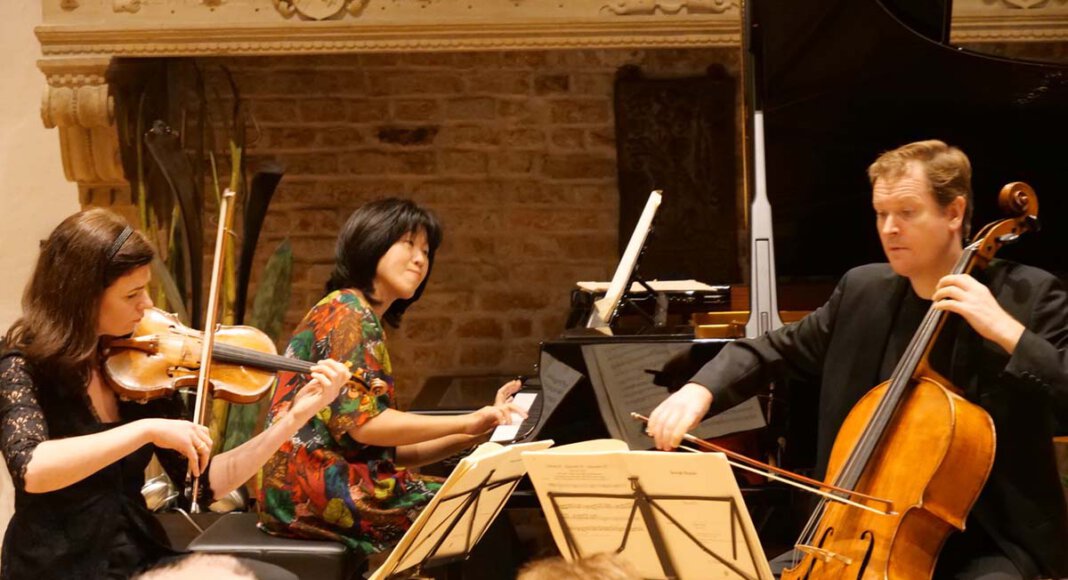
[580,342,767,448]
[521,440,773,580]
[369,440,554,579]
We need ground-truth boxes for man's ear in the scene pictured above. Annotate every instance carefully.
[947,195,967,232]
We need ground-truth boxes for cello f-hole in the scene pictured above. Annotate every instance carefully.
[856,530,875,580]
[802,526,836,579]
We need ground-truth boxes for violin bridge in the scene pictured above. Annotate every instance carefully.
[795,544,853,566]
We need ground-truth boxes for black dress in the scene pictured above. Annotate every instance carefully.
[0,351,213,579]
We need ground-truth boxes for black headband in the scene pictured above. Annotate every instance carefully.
[106,226,134,263]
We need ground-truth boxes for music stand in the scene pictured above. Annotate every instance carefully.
[522,440,773,580]
[586,190,662,331]
[369,440,553,579]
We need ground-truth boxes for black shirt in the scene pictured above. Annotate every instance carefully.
[0,352,212,579]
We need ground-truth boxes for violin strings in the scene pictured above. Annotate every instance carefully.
[210,343,314,374]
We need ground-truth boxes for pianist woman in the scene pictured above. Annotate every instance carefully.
[257,197,525,554]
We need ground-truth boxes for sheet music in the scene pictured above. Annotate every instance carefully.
[533,350,584,436]
[590,190,661,328]
[580,343,766,449]
[522,440,773,580]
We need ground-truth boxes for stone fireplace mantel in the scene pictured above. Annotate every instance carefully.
[34,0,1068,200]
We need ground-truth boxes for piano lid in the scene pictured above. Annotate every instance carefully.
[753,0,1068,278]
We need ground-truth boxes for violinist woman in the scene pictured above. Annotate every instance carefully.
[647,140,1068,579]
[257,197,525,554]
[0,208,350,579]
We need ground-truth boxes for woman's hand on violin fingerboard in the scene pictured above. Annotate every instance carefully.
[647,383,713,451]
[290,359,349,421]
[143,419,213,476]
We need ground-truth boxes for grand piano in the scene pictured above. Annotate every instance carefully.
[523,0,1068,489]
[398,2,1068,573]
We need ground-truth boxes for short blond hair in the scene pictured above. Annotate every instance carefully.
[868,139,973,239]
[135,554,256,580]
[518,552,640,580]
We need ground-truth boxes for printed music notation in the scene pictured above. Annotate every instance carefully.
[580,342,766,449]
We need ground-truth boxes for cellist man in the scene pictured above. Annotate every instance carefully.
[647,140,1068,580]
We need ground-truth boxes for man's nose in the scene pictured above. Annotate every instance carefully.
[881,216,898,235]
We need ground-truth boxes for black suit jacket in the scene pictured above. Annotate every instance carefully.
[691,261,1068,578]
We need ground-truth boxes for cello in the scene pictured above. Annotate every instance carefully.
[779,182,1039,579]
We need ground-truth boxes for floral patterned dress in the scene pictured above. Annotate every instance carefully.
[257,289,440,554]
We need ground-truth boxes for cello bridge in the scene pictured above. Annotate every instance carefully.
[796,544,853,566]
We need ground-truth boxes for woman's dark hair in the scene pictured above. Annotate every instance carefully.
[4,208,155,388]
[325,198,443,327]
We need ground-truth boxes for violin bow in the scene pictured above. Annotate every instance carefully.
[188,188,238,513]
[630,413,895,516]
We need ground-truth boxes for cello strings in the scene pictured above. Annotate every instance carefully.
[833,245,974,491]
[790,247,976,558]
[677,445,891,516]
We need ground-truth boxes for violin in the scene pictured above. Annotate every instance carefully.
[780,182,1038,579]
[101,307,367,404]
[102,188,355,511]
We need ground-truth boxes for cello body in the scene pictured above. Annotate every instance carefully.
[781,182,1038,579]
[782,377,995,579]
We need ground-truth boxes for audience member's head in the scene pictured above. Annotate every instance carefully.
[518,552,640,580]
[135,554,256,580]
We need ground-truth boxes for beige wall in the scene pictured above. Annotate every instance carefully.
[0,0,80,554]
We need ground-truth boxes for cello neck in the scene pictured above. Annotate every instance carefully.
[833,242,979,492]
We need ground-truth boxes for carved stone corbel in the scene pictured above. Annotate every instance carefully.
[38,57,130,207]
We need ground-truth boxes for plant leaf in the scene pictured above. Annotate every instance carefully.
[222,239,293,453]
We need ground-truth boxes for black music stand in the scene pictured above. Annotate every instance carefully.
[523,442,773,580]
[398,470,520,578]
[548,477,763,580]
[370,440,553,580]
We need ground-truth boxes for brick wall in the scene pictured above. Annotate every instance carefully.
[172,48,741,408]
